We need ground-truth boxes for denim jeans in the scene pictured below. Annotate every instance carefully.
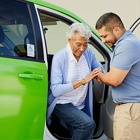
[53,103,96,140]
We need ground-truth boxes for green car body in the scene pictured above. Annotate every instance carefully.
[0,0,48,140]
[1,0,131,140]
[0,58,47,140]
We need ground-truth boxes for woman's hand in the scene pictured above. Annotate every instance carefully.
[85,67,102,83]
[73,67,102,89]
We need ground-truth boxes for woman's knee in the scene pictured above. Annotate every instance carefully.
[82,118,96,130]
[88,119,96,129]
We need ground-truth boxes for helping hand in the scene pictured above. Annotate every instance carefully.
[85,67,102,83]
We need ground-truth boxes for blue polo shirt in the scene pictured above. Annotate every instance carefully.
[111,30,140,103]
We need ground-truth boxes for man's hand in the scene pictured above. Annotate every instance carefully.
[95,75,102,83]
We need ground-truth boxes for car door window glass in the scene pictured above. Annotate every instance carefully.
[0,0,35,59]
[44,21,104,61]
[40,12,104,61]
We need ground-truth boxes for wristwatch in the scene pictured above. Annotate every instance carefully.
[81,78,86,85]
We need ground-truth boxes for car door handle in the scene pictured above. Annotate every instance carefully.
[18,73,43,80]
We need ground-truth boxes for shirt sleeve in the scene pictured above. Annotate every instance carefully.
[111,41,140,70]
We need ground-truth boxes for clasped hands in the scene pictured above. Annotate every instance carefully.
[85,67,102,84]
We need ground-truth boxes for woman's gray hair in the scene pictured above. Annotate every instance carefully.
[66,22,92,40]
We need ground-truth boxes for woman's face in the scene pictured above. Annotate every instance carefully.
[68,33,88,61]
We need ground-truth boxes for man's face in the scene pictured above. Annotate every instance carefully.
[68,33,88,60]
[97,26,118,47]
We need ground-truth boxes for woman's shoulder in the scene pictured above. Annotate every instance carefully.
[84,47,95,57]
[53,47,67,59]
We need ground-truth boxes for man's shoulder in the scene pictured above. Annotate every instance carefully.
[119,31,140,47]
[125,30,140,43]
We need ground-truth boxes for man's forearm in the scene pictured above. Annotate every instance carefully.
[97,72,116,86]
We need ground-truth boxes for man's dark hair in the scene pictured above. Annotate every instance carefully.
[95,12,125,31]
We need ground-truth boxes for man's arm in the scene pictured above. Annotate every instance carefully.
[97,67,129,86]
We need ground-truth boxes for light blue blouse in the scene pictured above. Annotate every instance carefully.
[47,46,105,125]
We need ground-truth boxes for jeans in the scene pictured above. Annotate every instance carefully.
[53,103,96,140]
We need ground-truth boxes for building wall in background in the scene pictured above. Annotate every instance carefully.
[45,0,140,37]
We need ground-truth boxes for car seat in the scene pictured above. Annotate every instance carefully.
[0,25,14,56]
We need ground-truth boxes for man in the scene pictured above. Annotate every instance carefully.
[47,22,105,140]
[95,12,140,140]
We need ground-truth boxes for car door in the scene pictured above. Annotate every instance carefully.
[0,1,47,140]
[32,1,112,140]
[130,17,140,35]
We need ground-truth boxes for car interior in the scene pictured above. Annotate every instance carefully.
[38,11,113,140]
[0,25,14,56]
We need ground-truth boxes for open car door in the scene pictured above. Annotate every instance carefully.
[33,2,113,140]
[130,17,140,35]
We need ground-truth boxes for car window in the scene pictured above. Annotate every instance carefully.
[40,12,104,61]
[44,20,68,54]
[0,0,35,59]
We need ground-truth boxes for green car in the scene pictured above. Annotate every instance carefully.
[0,0,139,140]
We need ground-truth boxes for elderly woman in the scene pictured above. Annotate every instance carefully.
[47,22,105,140]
